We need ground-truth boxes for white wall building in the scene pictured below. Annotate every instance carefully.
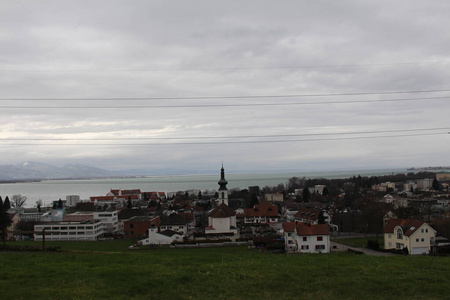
[66,195,81,207]
[94,211,119,233]
[384,218,436,255]
[283,222,331,254]
[139,227,183,245]
[34,220,105,241]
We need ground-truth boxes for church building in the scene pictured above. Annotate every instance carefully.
[204,165,239,239]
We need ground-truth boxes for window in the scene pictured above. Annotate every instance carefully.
[303,237,307,241]
[426,229,428,233]
[317,236,323,241]
[397,229,403,239]
[416,238,419,242]
[388,234,392,238]
[130,223,134,228]
[301,245,309,250]
[288,240,294,244]
[421,238,424,242]
[421,229,424,233]
[315,245,325,250]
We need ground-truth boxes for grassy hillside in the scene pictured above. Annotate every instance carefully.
[1,242,449,299]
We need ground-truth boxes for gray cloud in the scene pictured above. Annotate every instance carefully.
[0,1,449,173]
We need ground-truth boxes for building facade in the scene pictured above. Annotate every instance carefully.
[384,218,436,255]
[34,220,104,241]
[283,222,331,254]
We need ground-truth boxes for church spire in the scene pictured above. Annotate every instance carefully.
[218,164,228,191]
[218,164,229,205]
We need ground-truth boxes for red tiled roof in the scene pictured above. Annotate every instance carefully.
[209,203,236,218]
[283,222,296,232]
[122,189,141,195]
[116,194,140,200]
[90,196,115,202]
[179,212,195,223]
[244,203,278,217]
[383,218,428,236]
[110,189,120,196]
[295,223,330,236]
[294,208,320,222]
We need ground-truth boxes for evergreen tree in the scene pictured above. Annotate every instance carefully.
[249,193,259,208]
[432,178,441,191]
[0,197,12,241]
[57,199,63,209]
[3,196,11,210]
[302,187,310,202]
[318,211,326,224]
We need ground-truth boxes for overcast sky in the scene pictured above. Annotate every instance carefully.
[0,1,449,174]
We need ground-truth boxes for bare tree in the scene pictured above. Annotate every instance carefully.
[11,194,27,207]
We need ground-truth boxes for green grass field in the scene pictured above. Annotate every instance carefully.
[1,241,449,300]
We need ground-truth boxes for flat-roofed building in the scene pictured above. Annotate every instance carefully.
[34,220,105,241]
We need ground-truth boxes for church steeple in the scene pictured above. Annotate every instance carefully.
[218,164,229,205]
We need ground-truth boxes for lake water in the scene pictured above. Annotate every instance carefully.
[0,168,407,207]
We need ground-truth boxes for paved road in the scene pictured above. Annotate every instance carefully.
[331,241,394,256]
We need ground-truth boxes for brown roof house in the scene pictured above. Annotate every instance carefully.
[283,222,330,253]
[243,202,279,225]
[384,218,436,255]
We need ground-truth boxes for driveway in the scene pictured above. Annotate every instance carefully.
[331,241,394,256]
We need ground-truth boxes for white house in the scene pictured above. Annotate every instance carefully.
[159,214,190,235]
[139,227,183,245]
[384,218,436,255]
[283,222,331,254]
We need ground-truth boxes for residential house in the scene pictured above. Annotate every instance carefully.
[384,218,436,255]
[243,202,279,225]
[283,222,331,253]
[159,214,190,235]
[264,193,284,203]
[293,208,331,225]
[123,216,161,239]
[139,226,183,245]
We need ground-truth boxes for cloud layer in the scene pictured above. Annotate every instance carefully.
[1,1,449,173]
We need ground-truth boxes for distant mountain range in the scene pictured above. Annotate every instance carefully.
[0,162,118,181]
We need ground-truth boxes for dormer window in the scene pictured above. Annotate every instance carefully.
[397,228,403,239]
